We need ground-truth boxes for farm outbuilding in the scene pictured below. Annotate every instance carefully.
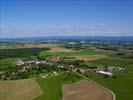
[96,71,113,76]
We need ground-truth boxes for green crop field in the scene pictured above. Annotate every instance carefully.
[39,49,106,57]
[0,58,16,71]
[86,57,133,67]
[35,76,61,100]
[35,72,83,100]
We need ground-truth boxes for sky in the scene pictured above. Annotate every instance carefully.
[0,0,133,38]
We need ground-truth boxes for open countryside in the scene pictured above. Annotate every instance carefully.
[0,39,133,100]
[1,0,133,100]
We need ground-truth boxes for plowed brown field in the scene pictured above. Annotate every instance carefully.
[62,80,113,100]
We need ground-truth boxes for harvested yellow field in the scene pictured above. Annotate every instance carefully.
[0,79,43,100]
[9,43,76,52]
[72,55,107,61]
[49,47,76,52]
[16,44,53,48]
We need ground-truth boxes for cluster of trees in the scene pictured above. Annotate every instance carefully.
[0,48,50,59]
[1,70,27,80]
[0,63,66,80]
[63,60,88,68]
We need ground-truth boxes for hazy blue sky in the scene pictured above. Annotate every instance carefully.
[0,0,133,38]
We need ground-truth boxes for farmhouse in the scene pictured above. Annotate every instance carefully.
[62,64,75,70]
[14,59,24,65]
[78,68,98,74]
[35,60,46,64]
[46,56,63,63]
[24,61,36,64]
[96,71,113,76]
[15,59,47,66]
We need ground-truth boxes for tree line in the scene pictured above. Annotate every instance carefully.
[0,48,50,59]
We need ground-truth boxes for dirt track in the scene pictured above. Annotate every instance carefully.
[0,79,43,100]
[62,80,113,100]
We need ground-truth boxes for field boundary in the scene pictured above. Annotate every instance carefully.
[73,71,116,100]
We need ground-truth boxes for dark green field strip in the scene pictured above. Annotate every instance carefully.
[0,48,50,59]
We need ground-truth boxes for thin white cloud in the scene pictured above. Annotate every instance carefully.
[1,25,133,38]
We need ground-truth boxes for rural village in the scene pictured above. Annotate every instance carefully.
[0,54,126,80]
